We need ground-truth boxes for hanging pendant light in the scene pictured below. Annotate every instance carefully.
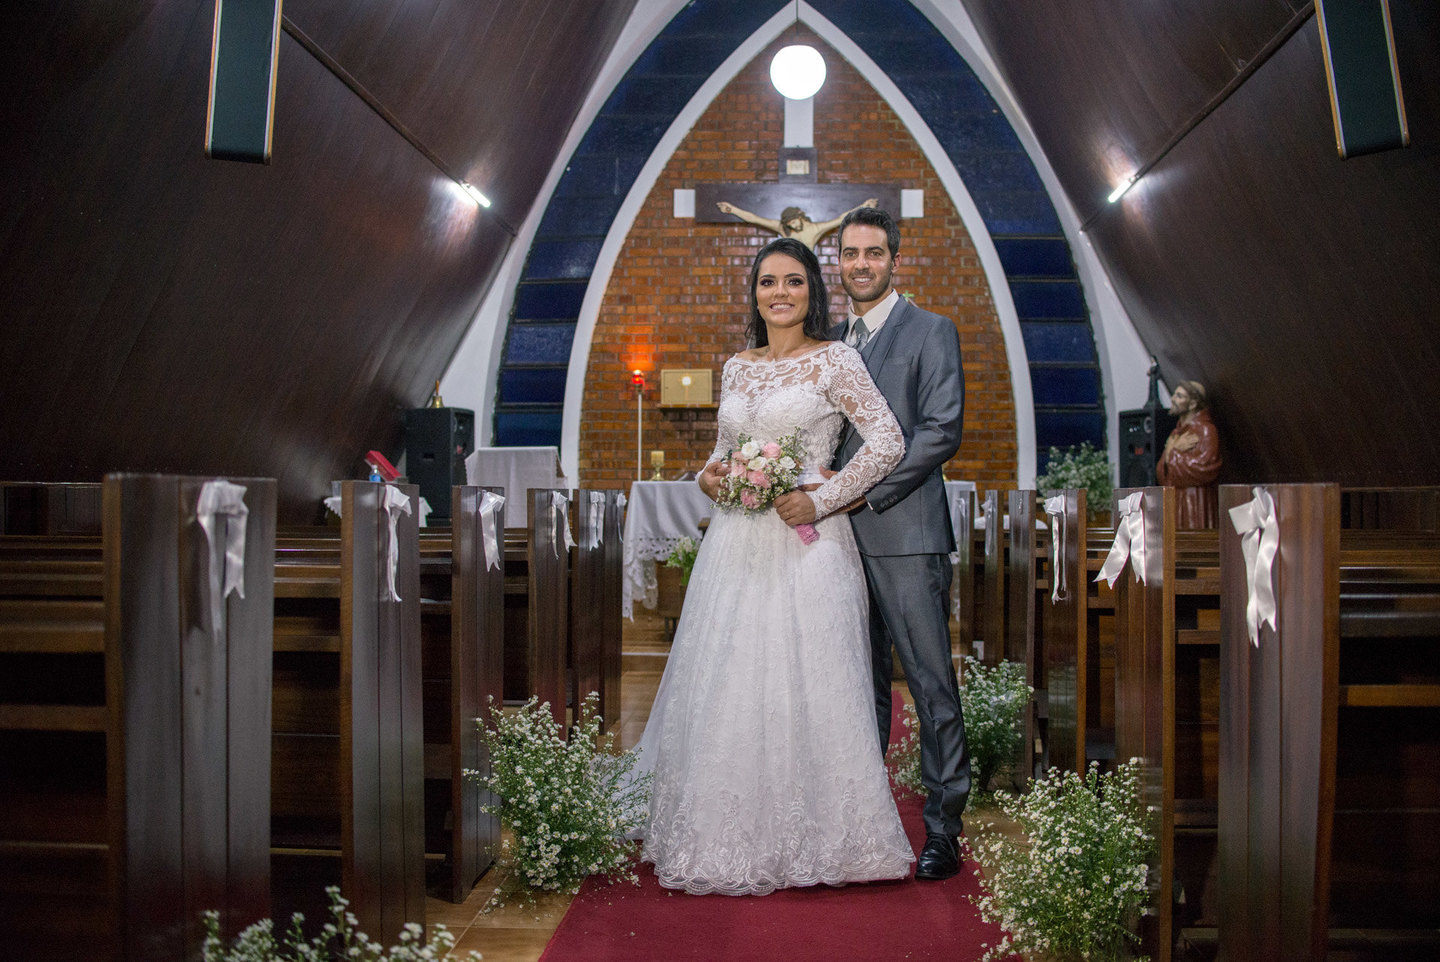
[769,2,825,100]
[770,44,826,100]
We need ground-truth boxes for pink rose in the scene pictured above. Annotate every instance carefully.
[740,490,760,508]
[761,442,782,458]
[747,469,771,488]
[728,459,746,476]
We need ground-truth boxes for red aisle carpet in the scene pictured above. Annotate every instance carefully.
[539,702,1015,962]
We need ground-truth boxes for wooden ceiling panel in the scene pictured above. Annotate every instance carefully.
[961,0,1307,220]
[287,0,638,220]
[0,1,631,520]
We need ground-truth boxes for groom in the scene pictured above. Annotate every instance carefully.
[777,206,972,880]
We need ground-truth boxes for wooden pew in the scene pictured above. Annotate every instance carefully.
[1108,486,1223,962]
[502,488,623,734]
[0,474,275,961]
[1005,490,1040,782]
[0,480,103,535]
[1340,485,1440,531]
[951,486,976,655]
[270,481,423,943]
[1038,488,1088,776]
[503,489,570,727]
[568,489,625,735]
[1218,483,1440,962]
[979,490,1004,665]
[414,486,505,904]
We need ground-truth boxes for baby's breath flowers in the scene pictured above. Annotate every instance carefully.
[201,886,480,961]
[967,759,1154,962]
[474,692,650,895]
[958,655,1034,795]
[888,658,1033,796]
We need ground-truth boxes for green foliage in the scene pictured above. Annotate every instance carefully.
[663,536,700,586]
[958,656,1034,794]
[201,886,479,961]
[886,657,1033,798]
[1035,442,1114,521]
[967,760,1155,962]
[473,692,650,894]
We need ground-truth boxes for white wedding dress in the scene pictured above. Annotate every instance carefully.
[634,341,915,895]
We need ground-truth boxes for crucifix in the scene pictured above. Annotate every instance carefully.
[687,81,904,252]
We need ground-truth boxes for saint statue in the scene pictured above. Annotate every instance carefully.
[1156,380,1222,528]
[714,197,877,250]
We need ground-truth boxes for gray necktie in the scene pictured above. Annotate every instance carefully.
[847,318,869,351]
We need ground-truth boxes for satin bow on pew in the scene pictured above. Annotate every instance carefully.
[478,490,505,571]
[1095,491,1147,588]
[1228,486,1280,646]
[1043,494,1068,603]
[195,479,249,634]
[381,484,412,601]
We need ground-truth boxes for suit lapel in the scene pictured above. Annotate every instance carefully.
[837,297,911,456]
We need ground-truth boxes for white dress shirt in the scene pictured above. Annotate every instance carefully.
[846,287,901,345]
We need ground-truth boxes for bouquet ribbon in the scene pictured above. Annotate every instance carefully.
[1095,491,1147,588]
[478,491,505,571]
[382,484,412,602]
[195,480,249,636]
[1228,486,1280,646]
[1043,494,1067,603]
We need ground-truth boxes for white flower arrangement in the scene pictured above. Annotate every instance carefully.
[472,691,650,896]
[967,759,1154,962]
[201,886,480,961]
[958,655,1034,794]
[887,658,1032,798]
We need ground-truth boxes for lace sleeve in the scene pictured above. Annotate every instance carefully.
[808,346,904,518]
[706,358,740,467]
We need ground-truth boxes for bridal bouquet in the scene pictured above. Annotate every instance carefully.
[716,429,817,544]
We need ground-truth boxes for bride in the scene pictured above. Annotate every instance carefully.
[632,236,915,895]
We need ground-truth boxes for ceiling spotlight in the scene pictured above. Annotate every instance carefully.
[1107,174,1137,204]
[460,183,491,208]
[770,44,826,100]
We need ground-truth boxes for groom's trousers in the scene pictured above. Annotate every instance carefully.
[862,551,972,837]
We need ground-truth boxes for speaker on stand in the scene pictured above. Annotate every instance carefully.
[1117,359,1176,489]
[405,405,474,523]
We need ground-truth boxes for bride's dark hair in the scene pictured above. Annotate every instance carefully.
[745,236,832,348]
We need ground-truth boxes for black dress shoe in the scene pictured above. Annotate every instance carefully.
[914,833,961,881]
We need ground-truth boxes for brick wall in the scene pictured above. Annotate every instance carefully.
[579,32,1017,494]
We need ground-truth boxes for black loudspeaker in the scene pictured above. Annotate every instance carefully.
[1117,407,1176,489]
[206,0,283,163]
[405,407,474,521]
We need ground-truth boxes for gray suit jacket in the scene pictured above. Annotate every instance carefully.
[830,297,964,556]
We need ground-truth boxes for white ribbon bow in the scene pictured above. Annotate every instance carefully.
[586,491,605,549]
[1095,491,1147,588]
[551,491,576,558]
[1043,494,1068,603]
[616,493,627,542]
[196,481,249,635]
[1229,486,1280,646]
[382,485,412,602]
[478,491,505,571]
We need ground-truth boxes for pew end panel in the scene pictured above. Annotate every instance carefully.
[3,473,276,961]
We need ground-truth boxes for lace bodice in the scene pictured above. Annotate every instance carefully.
[707,341,903,518]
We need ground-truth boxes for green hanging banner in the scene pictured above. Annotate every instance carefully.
[1315,0,1409,159]
[205,0,283,163]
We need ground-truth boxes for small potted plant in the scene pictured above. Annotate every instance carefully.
[1036,442,1114,526]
